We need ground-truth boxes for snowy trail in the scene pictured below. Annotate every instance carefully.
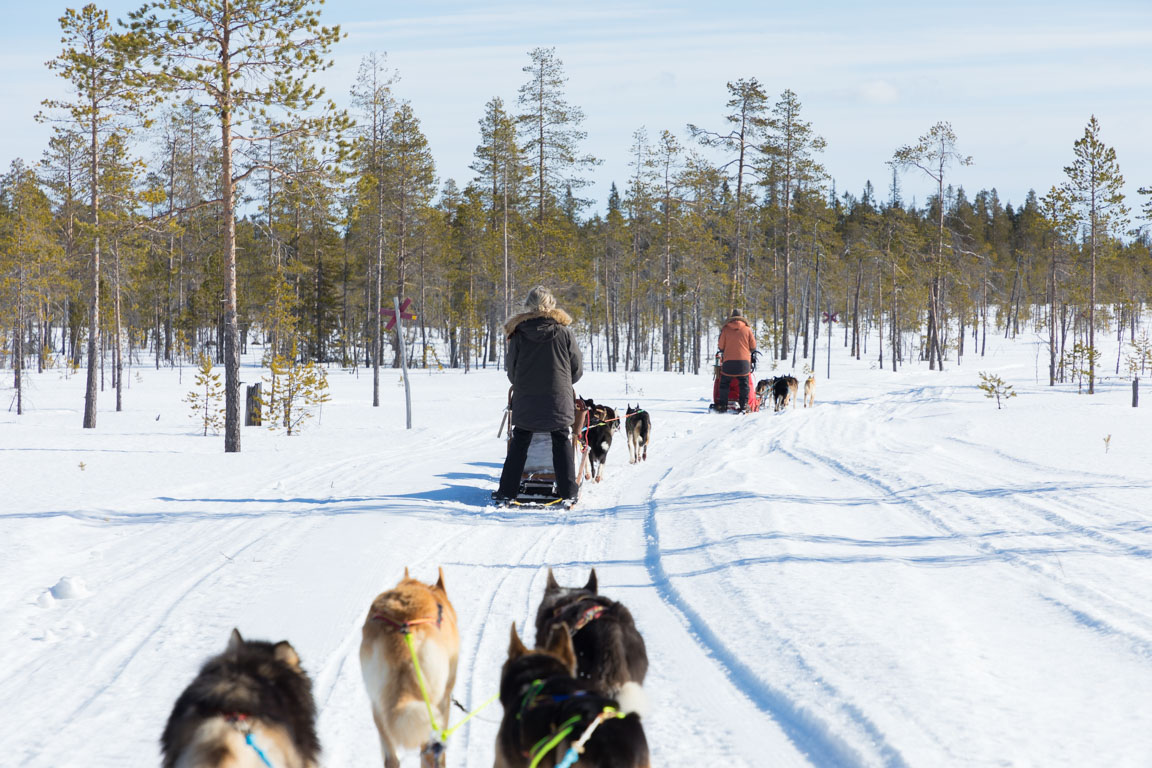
[4,346,1152,767]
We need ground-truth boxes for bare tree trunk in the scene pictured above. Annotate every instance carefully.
[220,17,242,453]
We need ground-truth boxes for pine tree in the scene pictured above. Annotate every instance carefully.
[688,78,770,307]
[0,162,62,415]
[263,340,330,435]
[184,352,224,435]
[517,47,599,270]
[127,0,348,452]
[977,371,1016,409]
[1061,115,1128,395]
[42,3,147,429]
[350,52,397,406]
[890,122,973,371]
[761,89,827,360]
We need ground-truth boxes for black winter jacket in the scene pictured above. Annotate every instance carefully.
[504,308,583,432]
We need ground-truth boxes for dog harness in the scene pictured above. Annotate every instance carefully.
[222,713,275,768]
[552,599,607,635]
[523,702,626,768]
[371,602,444,632]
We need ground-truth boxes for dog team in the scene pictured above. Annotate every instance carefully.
[580,399,652,483]
[161,568,650,768]
[754,374,816,412]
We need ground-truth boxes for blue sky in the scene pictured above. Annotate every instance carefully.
[4,0,1150,215]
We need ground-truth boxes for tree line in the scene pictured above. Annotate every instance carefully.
[2,0,1151,451]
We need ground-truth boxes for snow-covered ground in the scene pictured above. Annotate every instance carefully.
[2,329,1151,767]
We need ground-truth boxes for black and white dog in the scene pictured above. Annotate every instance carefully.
[581,399,619,483]
[162,629,320,768]
[534,568,647,708]
[496,624,650,768]
[624,405,650,464]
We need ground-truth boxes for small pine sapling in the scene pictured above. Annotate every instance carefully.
[262,341,331,436]
[184,352,224,435]
[978,371,1017,409]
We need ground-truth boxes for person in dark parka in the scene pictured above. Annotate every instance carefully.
[494,286,584,502]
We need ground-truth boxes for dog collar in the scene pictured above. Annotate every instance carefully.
[570,605,605,633]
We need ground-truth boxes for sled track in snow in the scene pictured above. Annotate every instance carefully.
[778,440,1152,660]
[641,459,909,768]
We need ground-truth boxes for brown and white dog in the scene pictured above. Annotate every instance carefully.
[360,568,459,768]
[803,375,815,408]
[161,629,320,768]
[495,624,650,768]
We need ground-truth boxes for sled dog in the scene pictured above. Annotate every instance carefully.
[772,376,799,412]
[360,568,460,768]
[755,379,774,410]
[161,628,320,768]
[624,405,650,464]
[534,569,648,701]
[495,623,650,768]
[581,400,619,482]
[803,375,815,408]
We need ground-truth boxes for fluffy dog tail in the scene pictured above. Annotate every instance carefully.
[615,681,649,718]
[390,698,433,750]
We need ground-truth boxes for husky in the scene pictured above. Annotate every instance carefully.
[360,568,460,768]
[772,376,799,412]
[754,379,774,410]
[534,569,647,705]
[495,623,650,768]
[161,629,320,768]
[581,400,619,482]
[803,375,815,408]
[624,405,650,464]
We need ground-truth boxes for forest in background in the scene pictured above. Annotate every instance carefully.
[2,1,1151,451]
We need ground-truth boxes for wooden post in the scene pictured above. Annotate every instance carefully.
[245,382,262,426]
[395,296,413,429]
[1134,377,1139,408]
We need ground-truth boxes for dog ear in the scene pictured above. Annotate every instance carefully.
[544,623,577,674]
[584,569,598,594]
[545,568,559,592]
[227,627,244,652]
[508,623,529,660]
[273,641,301,670]
[403,566,410,580]
[435,566,446,594]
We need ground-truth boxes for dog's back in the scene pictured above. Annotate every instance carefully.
[786,376,799,408]
[584,403,618,481]
[162,629,319,768]
[360,568,459,767]
[534,569,648,698]
[625,405,650,464]
[499,624,649,768]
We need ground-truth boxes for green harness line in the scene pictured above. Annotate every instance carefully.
[402,631,499,743]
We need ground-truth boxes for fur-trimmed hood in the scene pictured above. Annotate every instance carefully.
[724,315,750,329]
[504,307,573,338]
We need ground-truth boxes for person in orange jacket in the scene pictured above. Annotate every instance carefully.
[716,309,757,412]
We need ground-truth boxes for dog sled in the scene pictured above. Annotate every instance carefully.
[708,352,760,414]
[496,391,588,508]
